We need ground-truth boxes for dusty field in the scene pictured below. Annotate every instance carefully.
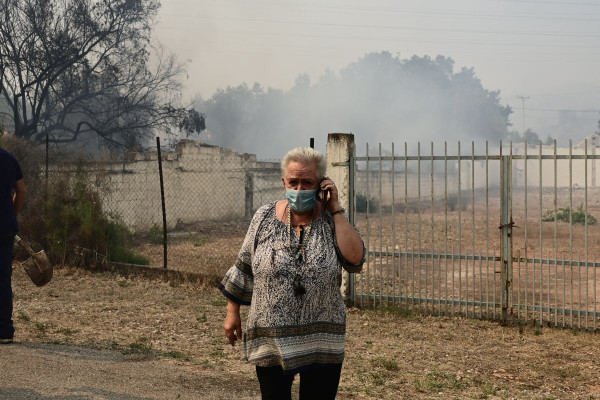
[9,264,600,399]
[134,201,600,330]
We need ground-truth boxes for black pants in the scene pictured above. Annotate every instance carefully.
[256,363,343,400]
[0,231,15,339]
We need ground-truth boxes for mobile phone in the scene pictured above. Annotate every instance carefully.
[316,178,329,203]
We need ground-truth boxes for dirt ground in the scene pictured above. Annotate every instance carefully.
[6,264,600,399]
[135,206,600,330]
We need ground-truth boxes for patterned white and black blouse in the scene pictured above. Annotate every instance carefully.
[219,201,365,373]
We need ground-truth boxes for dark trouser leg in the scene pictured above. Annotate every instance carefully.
[299,363,343,400]
[0,232,15,339]
[256,365,295,400]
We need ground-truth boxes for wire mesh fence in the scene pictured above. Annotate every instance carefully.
[4,135,283,276]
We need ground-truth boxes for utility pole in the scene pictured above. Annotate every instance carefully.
[517,96,530,134]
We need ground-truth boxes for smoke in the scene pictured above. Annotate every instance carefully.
[193,51,512,159]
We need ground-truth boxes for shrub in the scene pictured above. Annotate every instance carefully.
[447,194,458,211]
[44,168,149,265]
[0,135,148,267]
[542,204,597,225]
[147,223,164,245]
[356,193,379,213]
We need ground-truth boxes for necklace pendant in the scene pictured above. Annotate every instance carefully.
[294,282,306,296]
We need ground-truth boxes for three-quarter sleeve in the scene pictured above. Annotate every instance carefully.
[219,260,253,305]
[218,204,269,305]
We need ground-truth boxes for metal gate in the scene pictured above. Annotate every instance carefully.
[348,140,600,330]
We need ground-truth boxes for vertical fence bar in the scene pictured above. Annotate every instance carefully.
[526,248,529,323]
[438,247,442,315]
[533,252,536,323]
[569,140,573,327]
[563,252,566,327]
[524,141,528,322]
[418,142,422,309]
[156,137,168,270]
[452,246,455,316]
[357,147,363,308]
[578,253,582,329]
[496,141,502,320]
[350,147,357,306]
[517,249,521,320]
[471,142,476,316]
[539,141,543,326]
[554,140,558,326]
[378,143,383,308]
[458,141,462,315]
[391,143,396,305]
[500,150,513,322]
[585,140,589,329]
[412,246,415,308]
[486,141,490,317]
[570,253,574,328]
[445,142,449,314]
[386,245,390,306]
[431,142,435,311]
[366,143,371,308]
[479,250,483,318]
[509,141,513,320]
[547,251,551,325]
[405,143,409,309]
[540,250,544,326]
[594,255,597,331]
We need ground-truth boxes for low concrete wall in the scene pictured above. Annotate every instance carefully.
[55,141,283,231]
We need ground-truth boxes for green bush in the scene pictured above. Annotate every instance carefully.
[44,168,149,266]
[542,204,597,225]
[1,135,148,265]
[147,223,164,245]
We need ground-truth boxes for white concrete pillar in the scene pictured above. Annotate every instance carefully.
[326,133,355,300]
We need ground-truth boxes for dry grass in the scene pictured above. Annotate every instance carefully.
[10,264,600,399]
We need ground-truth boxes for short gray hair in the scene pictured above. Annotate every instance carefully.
[281,147,326,179]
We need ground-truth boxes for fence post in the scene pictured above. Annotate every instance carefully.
[326,133,356,303]
[245,171,254,219]
[156,137,168,270]
[500,154,513,321]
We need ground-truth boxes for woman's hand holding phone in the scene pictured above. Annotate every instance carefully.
[318,177,341,212]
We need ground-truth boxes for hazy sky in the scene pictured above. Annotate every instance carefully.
[153,0,600,142]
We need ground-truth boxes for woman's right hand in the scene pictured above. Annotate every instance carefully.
[224,300,242,346]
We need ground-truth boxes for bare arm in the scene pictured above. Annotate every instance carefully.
[14,179,26,215]
[320,177,364,265]
[331,211,364,264]
[223,300,242,346]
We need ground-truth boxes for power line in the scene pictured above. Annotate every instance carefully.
[490,0,600,6]
[156,24,600,52]
[160,15,600,40]
[513,107,600,113]
[167,0,600,22]
[513,89,600,97]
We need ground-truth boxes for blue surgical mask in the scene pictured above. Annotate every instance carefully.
[286,188,317,212]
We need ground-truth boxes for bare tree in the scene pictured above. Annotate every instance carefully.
[0,0,204,149]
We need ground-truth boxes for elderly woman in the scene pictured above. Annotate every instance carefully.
[219,147,365,400]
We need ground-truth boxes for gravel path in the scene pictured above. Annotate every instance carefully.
[0,342,260,400]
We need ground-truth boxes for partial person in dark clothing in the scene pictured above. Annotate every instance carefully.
[0,145,26,344]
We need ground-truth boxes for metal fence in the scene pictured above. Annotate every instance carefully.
[349,139,600,330]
